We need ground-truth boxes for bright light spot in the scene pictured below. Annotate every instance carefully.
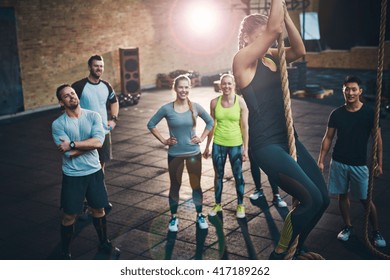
[169,0,233,54]
[186,2,219,34]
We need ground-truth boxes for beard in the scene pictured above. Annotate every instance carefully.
[66,100,79,110]
[90,69,102,80]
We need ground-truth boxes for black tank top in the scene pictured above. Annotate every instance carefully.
[240,54,289,150]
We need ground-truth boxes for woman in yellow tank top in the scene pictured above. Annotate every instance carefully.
[203,74,249,218]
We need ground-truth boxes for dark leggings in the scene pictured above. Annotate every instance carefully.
[249,150,279,195]
[212,143,245,205]
[168,153,203,214]
[251,139,329,250]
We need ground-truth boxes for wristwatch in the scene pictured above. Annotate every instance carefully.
[70,141,76,149]
[111,115,118,123]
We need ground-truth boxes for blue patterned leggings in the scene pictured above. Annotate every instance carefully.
[212,143,245,205]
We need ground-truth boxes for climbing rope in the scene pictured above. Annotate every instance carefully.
[363,0,390,260]
[276,15,299,261]
[277,32,296,162]
[276,6,324,260]
[276,0,388,261]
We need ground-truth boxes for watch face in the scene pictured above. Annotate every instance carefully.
[70,141,75,149]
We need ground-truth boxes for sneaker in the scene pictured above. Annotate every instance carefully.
[104,202,113,215]
[196,214,208,229]
[168,216,178,232]
[293,247,308,259]
[236,204,245,218]
[269,250,287,260]
[373,231,387,248]
[98,240,121,256]
[250,189,264,200]
[272,195,287,208]
[209,204,223,216]
[337,226,353,241]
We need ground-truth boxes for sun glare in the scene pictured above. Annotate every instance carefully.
[186,2,218,34]
[168,0,234,54]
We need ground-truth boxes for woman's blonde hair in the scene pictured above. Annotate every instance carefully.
[220,73,235,83]
[172,74,196,127]
[238,13,268,50]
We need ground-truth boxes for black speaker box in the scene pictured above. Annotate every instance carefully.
[119,47,141,106]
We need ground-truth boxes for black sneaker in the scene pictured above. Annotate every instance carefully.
[99,240,121,256]
[269,250,288,260]
[293,247,308,259]
[104,202,113,215]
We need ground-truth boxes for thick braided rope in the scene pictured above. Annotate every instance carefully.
[276,8,324,260]
[276,29,299,261]
[364,0,390,260]
[277,35,297,162]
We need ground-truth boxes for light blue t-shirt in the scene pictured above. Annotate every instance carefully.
[77,80,116,134]
[147,102,214,157]
[52,109,105,176]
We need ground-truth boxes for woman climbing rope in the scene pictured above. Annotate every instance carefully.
[232,0,329,259]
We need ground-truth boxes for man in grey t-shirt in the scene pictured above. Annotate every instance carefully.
[52,84,120,259]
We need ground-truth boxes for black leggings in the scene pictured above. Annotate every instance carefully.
[251,139,329,250]
[168,153,203,214]
[249,150,279,195]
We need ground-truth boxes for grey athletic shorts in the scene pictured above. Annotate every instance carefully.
[328,159,369,199]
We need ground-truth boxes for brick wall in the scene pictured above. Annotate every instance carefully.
[3,0,388,112]
[2,0,245,110]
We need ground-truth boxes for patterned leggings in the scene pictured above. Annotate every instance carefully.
[212,143,245,205]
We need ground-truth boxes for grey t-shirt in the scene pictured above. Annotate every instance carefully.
[147,102,214,157]
[52,109,105,176]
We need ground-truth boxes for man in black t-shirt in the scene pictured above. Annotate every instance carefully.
[318,76,386,248]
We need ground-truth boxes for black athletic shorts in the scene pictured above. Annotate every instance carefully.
[98,133,112,164]
[61,169,109,215]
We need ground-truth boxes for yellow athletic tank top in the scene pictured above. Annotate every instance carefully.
[213,95,243,147]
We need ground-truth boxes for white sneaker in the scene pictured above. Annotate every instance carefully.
[250,190,264,200]
[168,216,178,232]
[272,195,287,208]
[196,214,208,229]
[373,231,387,247]
[337,227,353,241]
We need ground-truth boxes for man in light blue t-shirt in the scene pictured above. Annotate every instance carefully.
[72,54,119,213]
[52,84,120,259]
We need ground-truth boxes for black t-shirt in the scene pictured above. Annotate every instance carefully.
[328,103,375,166]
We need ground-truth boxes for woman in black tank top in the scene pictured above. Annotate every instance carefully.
[232,0,329,259]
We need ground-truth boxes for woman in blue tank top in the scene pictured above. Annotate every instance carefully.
[232,0,329,259]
